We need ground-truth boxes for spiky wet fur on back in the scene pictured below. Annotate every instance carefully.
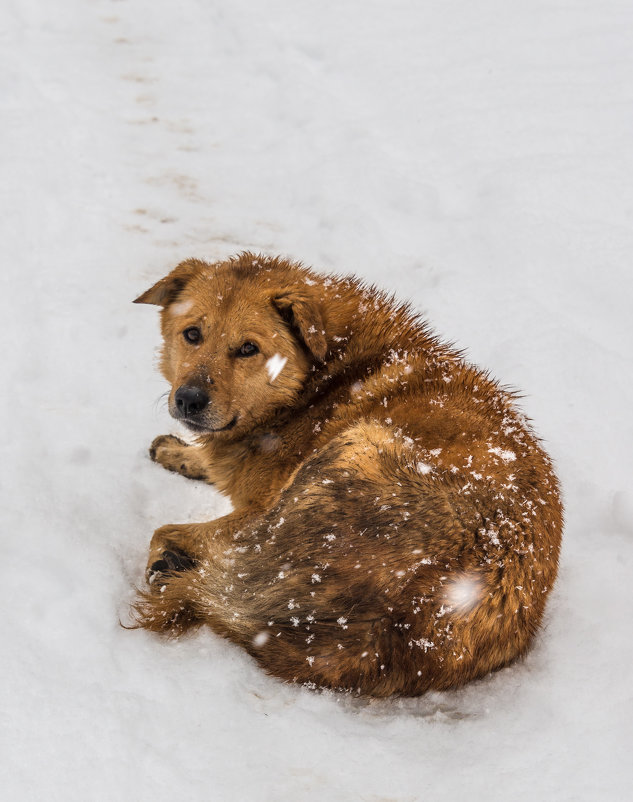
[132,252,563,696]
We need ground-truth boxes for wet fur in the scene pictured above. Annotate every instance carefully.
[131,252,563,696]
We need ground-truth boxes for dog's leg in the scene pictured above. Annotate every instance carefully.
[145,509,256,581]
[132,422,510,694]
[149,434,212,482]
[132,426,413,690]
[132,508,260,635]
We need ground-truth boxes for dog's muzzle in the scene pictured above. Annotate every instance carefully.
[174,385,209,417]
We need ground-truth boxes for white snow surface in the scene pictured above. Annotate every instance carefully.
[2,1,632,800]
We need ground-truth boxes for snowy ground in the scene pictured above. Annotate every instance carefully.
[2,1,632,799]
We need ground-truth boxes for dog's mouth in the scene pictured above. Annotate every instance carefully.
[181,414,238,434]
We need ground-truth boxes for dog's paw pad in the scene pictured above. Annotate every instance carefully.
[162,549,196,572]
[147,549,196,586]
[147,559,170,584]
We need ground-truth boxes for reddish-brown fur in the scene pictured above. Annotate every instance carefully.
[131,252,563,696]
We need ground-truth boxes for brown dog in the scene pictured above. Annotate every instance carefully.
[132,252,563,696]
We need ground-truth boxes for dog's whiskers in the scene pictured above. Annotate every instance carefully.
[153,391,170,414]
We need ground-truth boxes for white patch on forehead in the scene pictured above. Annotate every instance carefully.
[266,353,287,382]
[169,299,194,317]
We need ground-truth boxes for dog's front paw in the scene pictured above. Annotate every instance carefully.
[149,434,208,481]
[147,548,197,585]
[149,434,187,463]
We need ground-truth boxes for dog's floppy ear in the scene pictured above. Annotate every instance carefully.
[133,259,205,306]
[273,291,328,362]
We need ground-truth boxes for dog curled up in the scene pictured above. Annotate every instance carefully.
[131,252,563,697]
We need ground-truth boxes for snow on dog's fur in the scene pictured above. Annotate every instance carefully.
[131,252,563,696]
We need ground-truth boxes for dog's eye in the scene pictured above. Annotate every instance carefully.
[183,327,202,344]
[237,342,259,357]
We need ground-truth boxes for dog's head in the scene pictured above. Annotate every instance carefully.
[135,254,328,436]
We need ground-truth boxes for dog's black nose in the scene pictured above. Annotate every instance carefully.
[174,385,209,416]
